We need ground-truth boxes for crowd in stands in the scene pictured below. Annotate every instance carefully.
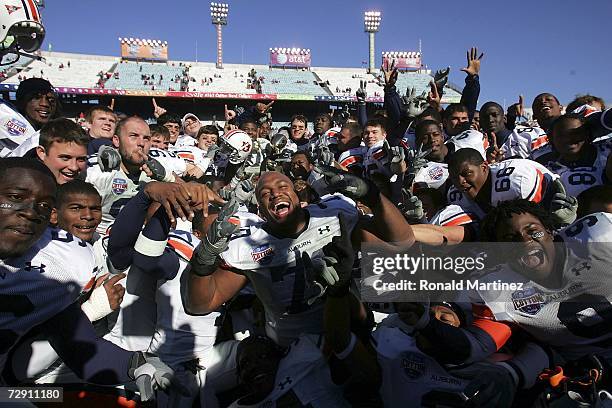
[1,45,612,408]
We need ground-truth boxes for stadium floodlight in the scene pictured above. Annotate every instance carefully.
[364,10,382,73]
[210,2,229,69]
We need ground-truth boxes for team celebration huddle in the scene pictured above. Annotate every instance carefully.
[0,0,611,407]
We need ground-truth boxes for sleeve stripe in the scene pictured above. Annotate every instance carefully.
[340,156,358,167]
[531,135,549,150]
[527,169,545,203]
[167,239,194,261]
[472,318,512,351]
[441,213,475,226]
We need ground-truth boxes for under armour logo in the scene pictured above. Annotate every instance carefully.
[571,262,591,276]
[278,376,292,390]
[25,262,46,273]
[318,226,331,234]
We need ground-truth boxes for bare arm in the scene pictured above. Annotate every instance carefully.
[411,223,473,245]
[184,266,248,314]
[358,192,415,250]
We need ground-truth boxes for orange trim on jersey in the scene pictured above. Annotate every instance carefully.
[229,216,240,226]
[340,156,361,167]
[472,318,512,351]
[168,239,194,260]
[372,149,386,161]
[177,152,195,162]
[442,214,475,227]
[531,135,549,150]
[530,169,545,203]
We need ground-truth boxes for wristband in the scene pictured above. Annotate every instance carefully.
[81,283,114,321]
[134,234,167,257]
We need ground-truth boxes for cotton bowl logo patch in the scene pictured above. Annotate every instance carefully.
[401,351,426,379]
[512,287,545,315]
[111,178,128,195]
[428,165,444,181]
[5,118,27,137]
[252,244,274,264]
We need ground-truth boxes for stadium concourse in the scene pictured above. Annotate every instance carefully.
[2,5,612,408]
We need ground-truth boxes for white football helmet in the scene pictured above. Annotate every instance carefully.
[219,129,253,164]
[0,0,45,63]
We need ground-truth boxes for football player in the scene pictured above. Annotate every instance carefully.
[0,158,179,401]
[185,170,415,346]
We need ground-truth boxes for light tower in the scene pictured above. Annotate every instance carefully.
[210,2,229,69]
[364,10,381,74]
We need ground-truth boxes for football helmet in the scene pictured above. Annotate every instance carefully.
[0,0,45,63]
[219,129,252,164]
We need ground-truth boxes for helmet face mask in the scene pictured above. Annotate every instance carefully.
[0,1,45,64]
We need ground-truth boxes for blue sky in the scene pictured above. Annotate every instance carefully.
[42,0,612,108]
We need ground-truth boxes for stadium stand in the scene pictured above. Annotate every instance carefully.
[187,62,261,93]
[2,51,117,88]
[393,71,462,102]
[257,68,330,96]
[103,60,188,91]
[313,67,383,97]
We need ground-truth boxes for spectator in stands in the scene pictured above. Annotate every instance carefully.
[35,118,88,184]
[157,113,182,145]
[150,124,171,150]
[84,105,117,155]
[15,78,59,130]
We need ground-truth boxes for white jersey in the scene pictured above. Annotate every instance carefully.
[373,315,467,408]
[429,204,478,227]
[447,159,558,220]
[501,125,549,160]
[545,142,612,197]
[220,194,359,346]
[148,230,221,367]
[0,228,96,374]
[85,165,152,235]
[174,134,197,148]
[148,147,187,177]
[473,212,612,360]
[168,145,211,172]
[414,161,448,189]
[228,335,349,408]
[0,100,38,157]
[447,129,487,159]
[364,140,393,179]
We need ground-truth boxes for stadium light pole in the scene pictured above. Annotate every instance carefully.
[364,11,381,74]
[210,2,229,69]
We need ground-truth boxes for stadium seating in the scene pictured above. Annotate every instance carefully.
[394,71,462,103]
[103,61,187,91]
[313,67,383,97]
[1,51,117,88]
[258,69,329,96]
[187,62,259,94]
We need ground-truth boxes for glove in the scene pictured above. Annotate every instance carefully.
[356,79,367,104]
[129,352,187,402]
[406,144,431,176]
[401,87,430,118]
[234,179,255,204]
[317,146,335,166]
[145,157,173,182]
[383,140,406,175]
[98,145,121,172]
[189,198,240,276]
[315,164,371,201]
[205,144,220,159]
[449,361,517,408]
[319,213,354,296]
[433,66,450,94]
[550,179,578,226]
[402,191,424,222]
